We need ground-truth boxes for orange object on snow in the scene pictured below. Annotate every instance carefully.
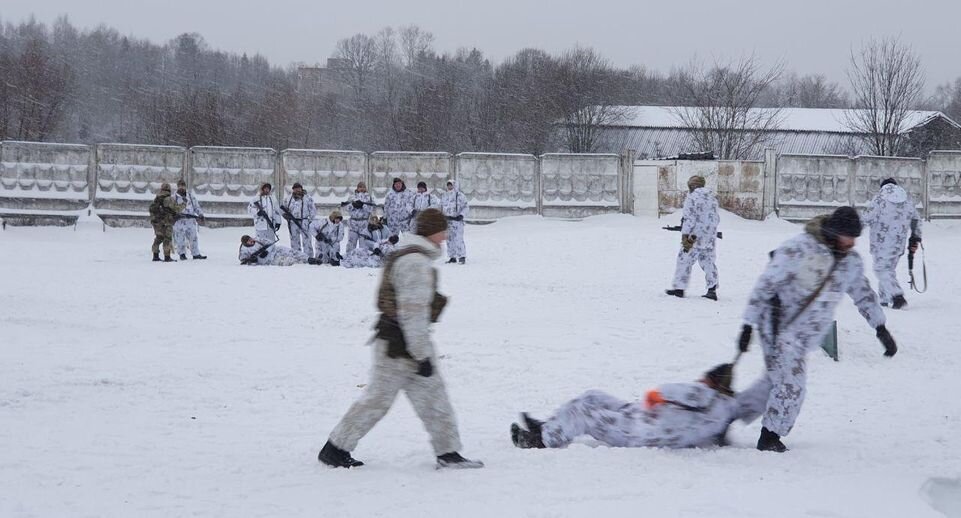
[645,389,665,409]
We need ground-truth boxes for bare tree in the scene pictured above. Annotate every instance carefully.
[844,37,925,156]
[932,77,961,127]
[334,33,377,98]
[671,55,784,159]
[399,25,434,69]
[557,47,632,153]
[766,72,848,108]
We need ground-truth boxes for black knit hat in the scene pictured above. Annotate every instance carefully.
[417,181,427,189]
[823,206,862,238]
[705,363,734,396]
[881,177,898,187]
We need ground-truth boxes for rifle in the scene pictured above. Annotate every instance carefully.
[662,225,723,239]
[908,238,927,293]
[280,204,309,235]
[240,240,277,265]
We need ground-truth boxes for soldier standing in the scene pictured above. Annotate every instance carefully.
[665,175,720,300]
[247,183,282,243]
[149,182,184,262]
[862,178,923,309]
[173,179,206,260]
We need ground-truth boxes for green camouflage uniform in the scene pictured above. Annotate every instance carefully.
[151,187,184,257]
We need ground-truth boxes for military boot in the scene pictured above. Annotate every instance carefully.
[192,255,207,260]
[436,452,485,469]
[665,289,684,298]
[179,253,188,260]
[317,440,364,468]
[510,423,546,449]
[152,253,161,262]
[892,295,908,310]
[757,427,788,453]
[703,286,718,301]
[163,255,176,262]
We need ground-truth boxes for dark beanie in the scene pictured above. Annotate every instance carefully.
[417,181,427,189]
[881,177,898,188]
[705,363,734,396]
[416,208,448,237]
[823,206,862,238]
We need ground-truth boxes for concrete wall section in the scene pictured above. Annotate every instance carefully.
[281,149,367,214]
[852,156,925,213]
[369,152,451,206]
[540,153,620,218]
[0,141,90,226]
[190,146,276,225]
[927,150,961,218]
[776,154,852,221]
[456,153,537,220]
[95,144,186,226]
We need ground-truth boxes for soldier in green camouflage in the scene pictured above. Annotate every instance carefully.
[149,182,185,262]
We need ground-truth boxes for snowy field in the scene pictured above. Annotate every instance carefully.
[2,212,960,517]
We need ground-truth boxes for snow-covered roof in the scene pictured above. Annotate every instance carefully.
[609,106,959,134]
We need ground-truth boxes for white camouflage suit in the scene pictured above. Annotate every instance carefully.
[329,233,462,456]
[282,193,316,257]
[737,217,886,437]
[541,383,744,449]
[384,181,414,237]
[671,187,720,290]
[238,239,308,266]
[862,183,923,305]
[312,217,344,263]
[441,180,469,260]
[345,191,374,252]
[247,193,282,243]
[173,191,204,257]
[409,191,440,232]
[341,225,393,269]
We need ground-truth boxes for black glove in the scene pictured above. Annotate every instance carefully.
[336,252,343,261]
[282,212,291,220]
[274,223,281,231]
[908,236,921,253]
[258,249,268,258]
[737,324,752,353]
[454,215,464,221]
[373,248,382,256]
[416,358,433,377]
[340,201,349,207]
[876,325,897,357]
[257,209,268,219]
[388,235,399,245]
[352,200,364,209]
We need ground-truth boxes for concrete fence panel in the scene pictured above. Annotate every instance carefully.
[927,150,961,219]
[455,153,538,220]
[281,149,367,214]
[776,154,852,221]
[0,141,90,226]
[190,146,277,226]
[369,152,451,210]
[852,156,925,215]
[540,153,620,218]
[95,143,186,227]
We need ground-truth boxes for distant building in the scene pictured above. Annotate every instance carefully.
[296,58,352,97]
[588,106,961,159]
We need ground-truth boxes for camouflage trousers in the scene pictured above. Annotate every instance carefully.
[737,334,808,437]
[671,246,718,290]
[288,221,313,257]
[151,223,174,256]
[345,220,366,252]
[541,390,652,448]
[446,220,466,259]
[873,255,904,305]
[173,219,201,256]
[328,341,462,455]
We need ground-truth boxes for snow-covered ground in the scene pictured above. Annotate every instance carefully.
[1,212,959,517]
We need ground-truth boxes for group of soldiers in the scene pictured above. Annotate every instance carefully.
[237,179,470,267]
[148,180,207,262]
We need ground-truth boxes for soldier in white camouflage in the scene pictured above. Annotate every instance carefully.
[342,182,374,252]
[281,182,316,258]
[735,206,898,452]
[665,175,720,300]
[384,177,413,237]
[862,178,923,309]
[441,179,469,264]
[237,235,308,266]
[319,208,483,470]
[309,210,344,266]
[173,179,206,260]
[409,181,440,232]
[247,183,282,244]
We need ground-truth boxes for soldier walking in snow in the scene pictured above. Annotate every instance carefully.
[862,178,923,309]
[319,208,484,469]
[665,175,720,300]
[173,179,206,260]
[342,182,374,252]
[247,183,282,243]
[149,182,185,262]
[408,181,439,232]
[735,206,898,452]
[511,364,746,450]
[309,210,344,266]
[441,179,469,264]
[281,182,316,258]
[384,177,413,237]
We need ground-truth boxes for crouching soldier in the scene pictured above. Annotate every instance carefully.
[310,210,345,266]
[238,235,308,266]
[511,364,743,450]
[342,216,397,269]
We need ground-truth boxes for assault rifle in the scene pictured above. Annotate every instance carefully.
[908,237,926,293]
[662,225,723,239]
[240,240,277,265]
[280,205,308,235]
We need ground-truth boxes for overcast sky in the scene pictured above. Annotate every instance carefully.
[3,0,959,88]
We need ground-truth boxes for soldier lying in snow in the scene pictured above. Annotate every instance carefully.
[511,364,750,450]
[238,235,308,266]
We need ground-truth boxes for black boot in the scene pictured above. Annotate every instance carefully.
[458,257,466,265]
[307,257,319,265]
[712,418,734,447]
[317,440,364,468]
[163,255,176,262]
[330,260,340,267]
[192,255,207,260]
[521,412,544,437]
[665,289,684,298]
[702,286,718,301]
[756,427,788,453]
[892,294,907,310]
[436,451,484,469]
[179,253,188,260]
[447,258,457,264]
[510,423,546,449]
[152,253,161,262]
